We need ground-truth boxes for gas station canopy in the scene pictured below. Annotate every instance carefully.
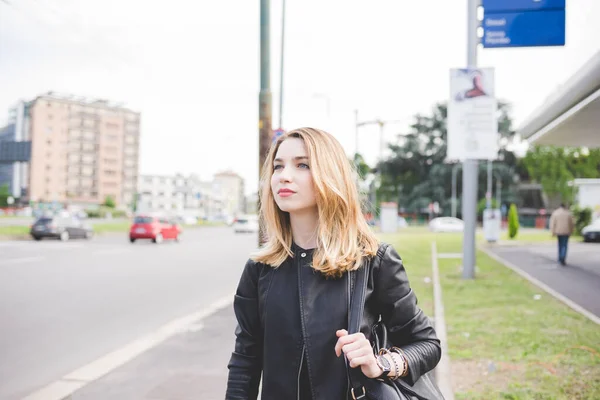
[517,50,600,148]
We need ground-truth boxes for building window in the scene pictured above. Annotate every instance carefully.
[84,131,95,140]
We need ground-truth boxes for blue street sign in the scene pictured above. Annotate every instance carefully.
[272,128,285,144]
[483,0,565,13]
[483,9,565,48]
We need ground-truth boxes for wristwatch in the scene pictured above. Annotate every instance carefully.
[375,354,392,378]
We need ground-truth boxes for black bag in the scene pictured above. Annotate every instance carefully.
[346,251,445,400]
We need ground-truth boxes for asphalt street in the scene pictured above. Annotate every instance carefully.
[486,240,600,318]
[0,227,256,400]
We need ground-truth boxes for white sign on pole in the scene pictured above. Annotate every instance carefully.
[447,68,498,161]
[380,202,398,234]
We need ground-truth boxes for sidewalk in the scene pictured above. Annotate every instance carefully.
[71,304,234,400]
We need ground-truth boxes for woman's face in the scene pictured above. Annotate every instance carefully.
[271,138,317,214]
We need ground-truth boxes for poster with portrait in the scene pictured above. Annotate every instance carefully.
[447,68,498,161]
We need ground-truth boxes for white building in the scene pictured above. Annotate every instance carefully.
[213,171,245,219]
[137,171,245,219]
[572,179,600,220]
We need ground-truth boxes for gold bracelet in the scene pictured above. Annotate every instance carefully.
[390,347,408,377]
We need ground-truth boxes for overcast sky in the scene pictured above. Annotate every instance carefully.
[1,0,599,194]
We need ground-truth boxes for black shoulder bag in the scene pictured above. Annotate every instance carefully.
[346,252,445,400]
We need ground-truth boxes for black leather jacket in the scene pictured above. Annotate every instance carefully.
[226,243,441,399]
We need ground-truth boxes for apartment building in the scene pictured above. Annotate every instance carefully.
[25,92,140,206]
[137,171,245,219]
[0,101,30,198]
[213,170,245,217]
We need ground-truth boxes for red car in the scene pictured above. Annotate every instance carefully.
[129,215,181,244]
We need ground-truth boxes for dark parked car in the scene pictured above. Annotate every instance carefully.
[30,216,94,241]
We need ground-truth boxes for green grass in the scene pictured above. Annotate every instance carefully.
[379,229,436,317]
[91,221,131,233]
[0,225,30,236]
[379,228,600,400]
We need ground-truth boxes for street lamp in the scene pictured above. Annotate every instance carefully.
[354,113,406,219]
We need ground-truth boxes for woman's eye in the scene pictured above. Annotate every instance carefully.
[273,165,283,170]
[298,163,310,169]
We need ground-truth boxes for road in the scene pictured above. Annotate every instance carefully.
[486,241,600,318]
[0,227,256,400]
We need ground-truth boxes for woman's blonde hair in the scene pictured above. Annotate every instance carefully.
[252,127,379,278]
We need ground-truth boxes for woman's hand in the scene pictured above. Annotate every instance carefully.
[334,329,381,379]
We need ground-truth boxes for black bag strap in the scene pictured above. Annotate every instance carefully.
[346,244,390,399]
[347,263,369,399]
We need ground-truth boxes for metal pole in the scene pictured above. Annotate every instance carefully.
[378,120,385,162]
[355,110,360,189]
[452,164,458,218]
[486,161,492,208]
[355,110,359,156]
[258,0,272,246]
[278,0,286,129]
[462,0,479,279]
[496,177,501,209]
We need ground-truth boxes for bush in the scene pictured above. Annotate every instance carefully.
[84,207,127,219]
[85,209,102,218]
[477,198,499,217]
[572,206,592,236]
[103,196,116,209]
[508,203,519,239]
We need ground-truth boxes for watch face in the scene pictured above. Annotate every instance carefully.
[376,355,391,371]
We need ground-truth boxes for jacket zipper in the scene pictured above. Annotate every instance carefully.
[297,248,312,400]
[297,344,305,400]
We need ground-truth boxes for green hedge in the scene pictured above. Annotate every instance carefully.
[572,206,592,236]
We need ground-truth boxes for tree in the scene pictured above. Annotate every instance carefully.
[352,153,372,180]
[378,101,520,215]
[0,184,10,207]
[521,146,600,204]
[508,203,519,239]
[103,195,116,209]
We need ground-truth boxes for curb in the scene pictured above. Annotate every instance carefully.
[479,245,600,326]
[431,241,455,400]
[21,295,234,400]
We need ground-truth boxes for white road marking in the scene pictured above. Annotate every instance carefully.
[0,256,44,265]
[21,294,234,400]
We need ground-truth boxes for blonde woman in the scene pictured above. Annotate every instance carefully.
[226,128,441,399]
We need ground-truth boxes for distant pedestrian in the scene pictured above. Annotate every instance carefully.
[225,128,443,399]
[550,203,575,266]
